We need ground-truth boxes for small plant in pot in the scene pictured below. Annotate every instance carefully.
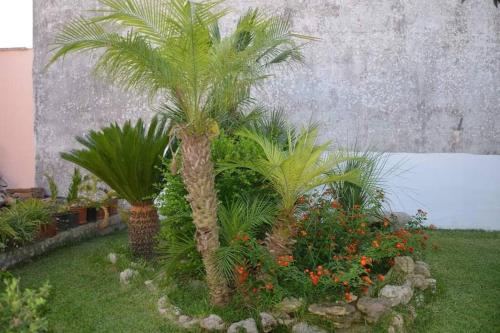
[67,168,88,225]
[79,175,117,224]
[44,173,79,231]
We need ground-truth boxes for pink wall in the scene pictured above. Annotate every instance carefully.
[0,48,35,188]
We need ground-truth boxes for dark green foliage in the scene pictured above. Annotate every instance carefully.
[156,132,279,279]
[66,168,82,204]
[212,132,277,203]
[0,276,50,333]
[61,117,171,205]
[0,200,54,251]
[155,169,201,278]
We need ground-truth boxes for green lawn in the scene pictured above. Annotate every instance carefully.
[10,230,500,333]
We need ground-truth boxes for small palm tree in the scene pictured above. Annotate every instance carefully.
[220,127,360,258]
[49,0,310,305]
[61,117,170,258]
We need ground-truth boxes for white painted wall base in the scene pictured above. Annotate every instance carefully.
[384,153,500,231]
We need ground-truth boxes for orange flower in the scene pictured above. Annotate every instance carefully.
[383,218,390,228]
[360,256,372,267]
[344,292,353,301]
[331,200,342,209]
[362,275,373,285]
[377,274,385,282]
[372,240,380,248]
[265,283,274,290]
[395,243,405,250]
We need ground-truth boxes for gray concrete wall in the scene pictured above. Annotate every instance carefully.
[34,0,500,189]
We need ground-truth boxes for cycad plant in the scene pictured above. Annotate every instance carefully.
[220,127,361,258]
[49,0,310,305]
[61,117,170,258]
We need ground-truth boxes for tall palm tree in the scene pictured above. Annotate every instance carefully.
[220,127,361,258]
[49,0,310,306]
[61,117,170,258]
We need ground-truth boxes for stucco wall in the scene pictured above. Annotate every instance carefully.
[0,48,35,188]
[33,1,500,228]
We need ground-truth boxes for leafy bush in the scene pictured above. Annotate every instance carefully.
[227,189,432,304]
[156,132,278,278]
[0,276,50,333]
[0,200,53,251]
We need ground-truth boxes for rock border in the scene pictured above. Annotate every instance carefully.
[155,256,435,332]
[0,215,125,269]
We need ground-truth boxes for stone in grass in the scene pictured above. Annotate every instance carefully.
[356,297,391,324]
[292,322,328,333]
[393,256,415,276]
[379,284,413,307]
[157,296,181,321]
[427,278,437,293]
[200,314,225,331]
[407,274,430,290]
[259,312,277,333]
[107,252,118,264]
[273,312,295,327]
[275,297,304,314]
[144,280,157,292]
[119,268,138,284]
[177,315,199,329]
[414,261,431,278]
[387,313,405,333]
[308,302,360,329]
[227,318,258,333]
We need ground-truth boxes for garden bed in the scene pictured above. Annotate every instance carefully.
[10,230,500,332]
[0,215,125,269]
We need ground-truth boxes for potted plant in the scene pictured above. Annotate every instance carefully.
[78,175,118,223]
[66,168,87,225]
[44,173,79,231]
[61,117,170,258]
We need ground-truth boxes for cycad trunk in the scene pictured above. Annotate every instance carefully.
[265,212,297,259]
[129,202,160,259]
[180,131,231,306]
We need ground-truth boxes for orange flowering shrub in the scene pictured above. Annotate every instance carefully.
[278,189,433,301]
[228,191,433,305]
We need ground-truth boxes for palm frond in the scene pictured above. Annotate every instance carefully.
[219,127,361,214]
[61,117,171,204]
[49,0,312,134]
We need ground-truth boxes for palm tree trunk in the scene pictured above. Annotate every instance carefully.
[129,202,159,259]
[265,213,297,259]
[179,131,231,307]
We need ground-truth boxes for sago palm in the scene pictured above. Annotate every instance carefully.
[49,0,310,305]
[220,127,361,258]
[61,117,171,258]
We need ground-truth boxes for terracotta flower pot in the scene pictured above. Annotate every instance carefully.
[36,221,58,241]
[71,206,88,225]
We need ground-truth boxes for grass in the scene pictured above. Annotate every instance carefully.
[9,230,500,332]
[411,230,500,333]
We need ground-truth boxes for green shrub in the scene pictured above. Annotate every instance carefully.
[156,132,278,278]
[227,189,432,304]
[0,276,50,333]
[0,200,53,251]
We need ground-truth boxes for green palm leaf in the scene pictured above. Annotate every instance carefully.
[60,117,171,204]
[220,127,361,214]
